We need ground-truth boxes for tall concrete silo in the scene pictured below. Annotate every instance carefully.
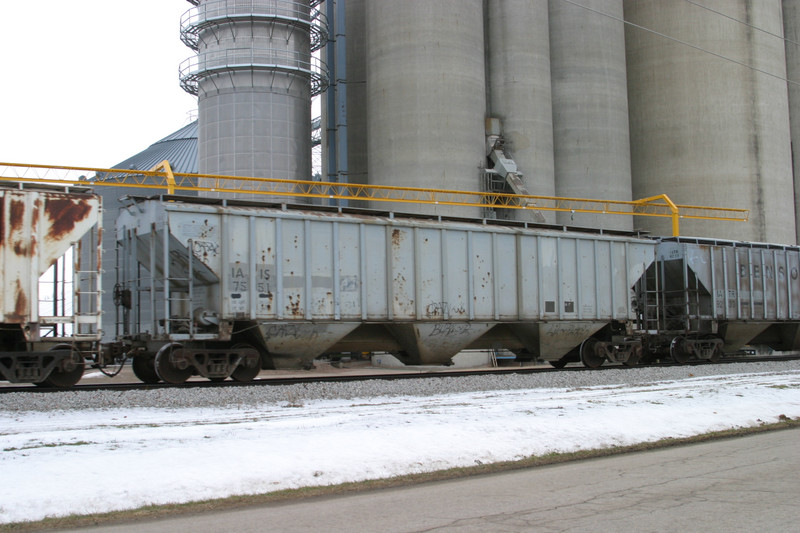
[486,0,555,222]
[784,0,800,240]
[625,0,795,243]
[366,0,486,217]
[549,0,633,231]
[179,0,328,199]
[346,0,368,188]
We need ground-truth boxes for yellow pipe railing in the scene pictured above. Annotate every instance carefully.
[0,161,749,236]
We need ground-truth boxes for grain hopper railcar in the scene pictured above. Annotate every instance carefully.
[0,184,102,387]
[636,238,800,363]
[113,195,656,383]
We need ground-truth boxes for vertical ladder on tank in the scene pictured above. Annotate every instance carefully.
[160,231,196,338]
[638,261,662,333]
[72,233,103,358]
[682,255,706,333]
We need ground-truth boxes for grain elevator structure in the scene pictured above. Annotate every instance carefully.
[168,0,799,244]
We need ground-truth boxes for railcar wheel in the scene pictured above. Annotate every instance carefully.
[549,358,568,369]
[154,344,192,384]
[580,338,605,369]
[231,343,261,382]
[40,345,85,388]
[670,337,691,364]
[132,354,160,384]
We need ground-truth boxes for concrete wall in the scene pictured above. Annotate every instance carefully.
[549,0,633,231]
[626,0,795,243]
[784,0,800,240]
[346,0,368,189]
[366,0,486,217]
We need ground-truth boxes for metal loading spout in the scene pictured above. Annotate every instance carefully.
[486,119,546,222]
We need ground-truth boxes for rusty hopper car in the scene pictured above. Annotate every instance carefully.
[0,184,102,386]
[115,196,655,383]
[638,238,800,362]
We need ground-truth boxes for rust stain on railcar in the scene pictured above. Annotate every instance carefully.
[287,294,303,317]
[13,239,29,256]
[9,199,30,256]
[44,197,93,240]
[9,199,25,233]
[6,279,30,322]
[391,228,403,247]
[29,198,40,258]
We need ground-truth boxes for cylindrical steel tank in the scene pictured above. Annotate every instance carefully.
[366,0,486,217]
[549,0,633,231]
[180,0,328,200]
[625,0,795,243]
[784,0,800,240]
[486,0,555,223]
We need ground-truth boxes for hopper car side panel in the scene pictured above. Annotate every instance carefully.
[115,197,655,373]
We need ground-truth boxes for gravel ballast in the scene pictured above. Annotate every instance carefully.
[2,360,799,413]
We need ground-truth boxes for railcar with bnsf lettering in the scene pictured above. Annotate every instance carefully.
[112,196,655,383]
[634,238,800,364]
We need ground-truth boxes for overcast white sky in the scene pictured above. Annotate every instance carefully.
[0,2,198,168]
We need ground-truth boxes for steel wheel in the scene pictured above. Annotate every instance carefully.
[39,345,84,388]
[155,344,192,384]
[670,337,691,364]
[132,354,160,384]
[231,343,261,382]
[549,358,568,369]
[580,338,605,369]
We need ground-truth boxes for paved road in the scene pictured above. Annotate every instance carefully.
[68,429,800,532]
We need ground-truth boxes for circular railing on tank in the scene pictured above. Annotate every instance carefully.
[185,0,323,6]
[179,47,329,96]
[180,0,329,52]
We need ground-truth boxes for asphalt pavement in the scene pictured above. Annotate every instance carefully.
[65,428,800,533]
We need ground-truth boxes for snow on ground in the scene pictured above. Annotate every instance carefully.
[1,368,800,525]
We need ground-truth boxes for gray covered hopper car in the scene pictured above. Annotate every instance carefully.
[638,238,800,362]
[114,196,655,382]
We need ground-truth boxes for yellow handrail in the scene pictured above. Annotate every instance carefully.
[0,161,749,236]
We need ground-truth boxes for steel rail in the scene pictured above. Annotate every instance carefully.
[2,355,794,394]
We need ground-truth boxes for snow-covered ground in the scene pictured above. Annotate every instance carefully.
[2,366,800,525]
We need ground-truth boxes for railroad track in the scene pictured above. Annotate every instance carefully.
[1,354,797,394]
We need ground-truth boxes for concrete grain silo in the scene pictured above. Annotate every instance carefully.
[549,0,633,231]
[179,0,328,199]
[784,0,800,240]
[366,0,486,217]
[625,0,795,243]
[345,0,368,188]
[486,0,555,222]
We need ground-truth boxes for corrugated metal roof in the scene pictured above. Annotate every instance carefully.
[110,121,198,174]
